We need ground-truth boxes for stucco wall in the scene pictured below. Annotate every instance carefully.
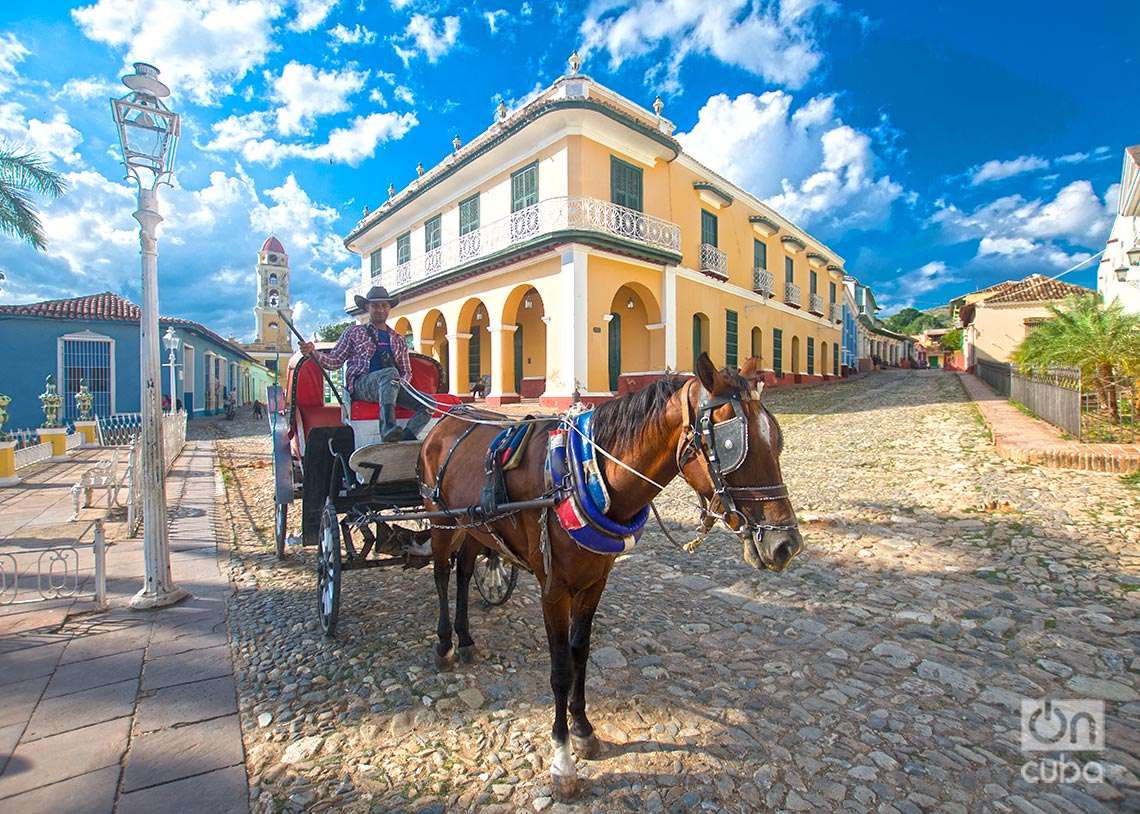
[972,303,1054,364]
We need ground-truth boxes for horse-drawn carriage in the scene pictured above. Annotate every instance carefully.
[268,350,519,636]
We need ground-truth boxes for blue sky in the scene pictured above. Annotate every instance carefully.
[0,0,1135,339]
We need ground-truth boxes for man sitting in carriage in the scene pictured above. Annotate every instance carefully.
[299,285,431,443]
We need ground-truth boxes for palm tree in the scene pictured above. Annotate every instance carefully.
[0,147,66,251]
[1012,293,1140,423]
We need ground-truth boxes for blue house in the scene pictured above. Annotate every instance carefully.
[0,291,266,429]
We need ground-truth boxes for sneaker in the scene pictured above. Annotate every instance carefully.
[405,538,433,557]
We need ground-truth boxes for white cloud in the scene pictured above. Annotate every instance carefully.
[395,14,460,66]
[0,32,29,93]
[53,76,118,101]
[268,61,368,136]
[328,22,376,48]
[393,85,415,106]
[0,102,84,166]
[241,111,418,166]
[203,111,273,153]
[580,0,828,93]
[1056,146,1111,165]
[289,0,338,31]
[72,0,285,106]
[484,9,508,33]
[677,91,904,233]
[368,88,387,106]
[970,155,1049,185]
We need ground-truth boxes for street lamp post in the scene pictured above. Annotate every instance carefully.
[163,326,180,414]
[112,63,189,609]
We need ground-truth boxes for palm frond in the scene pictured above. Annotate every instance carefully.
[0,149,66,198]
[0,182,47,250]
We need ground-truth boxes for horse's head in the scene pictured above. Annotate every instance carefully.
[676,352,803,572]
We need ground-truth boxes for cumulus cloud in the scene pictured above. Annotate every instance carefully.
[970,155,1049,185]
[580,0,828,93]
[328,23,376,48]
[72,0,284,106]
[0,32,29,93]
[0,102,84,166]
[877,260,962,310]
[52,76,119,101]
[268,61,368,136]
[677,91,904,234]
[289,0,338,32]
[484,9,508,33]
[239,111,419,166]
[394,14,460,66]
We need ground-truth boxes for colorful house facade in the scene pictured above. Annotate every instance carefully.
[342,60,847,406]
[1096,145,1140,315]
[0,292,269,428]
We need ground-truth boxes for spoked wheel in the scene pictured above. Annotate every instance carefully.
[316,499,341,637]
[274,502,288,560]
[474,550,518,607]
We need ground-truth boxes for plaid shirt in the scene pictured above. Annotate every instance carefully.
[311,323,411,395]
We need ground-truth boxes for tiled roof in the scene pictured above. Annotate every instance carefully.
[261,235,285,254]
[0,291,258,363]
[983,274,1091,305]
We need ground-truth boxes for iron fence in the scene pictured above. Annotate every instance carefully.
[97,413,142,446]
[1011,367,1081,438]
[977,360,1011,396]
[1081,373,1137,444]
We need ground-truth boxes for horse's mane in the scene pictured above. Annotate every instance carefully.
[592,376,687,454]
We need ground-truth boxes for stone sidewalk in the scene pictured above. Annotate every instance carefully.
[960,372,1140,473]
[0,441,248,813]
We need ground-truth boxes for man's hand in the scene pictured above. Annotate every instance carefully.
[300,340,315,357]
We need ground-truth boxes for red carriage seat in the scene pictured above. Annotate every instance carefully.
[349,354,461,420]
[287,354,344,444]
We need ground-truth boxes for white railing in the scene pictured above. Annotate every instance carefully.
[0,519,106,609]
[9,428,40,450]
[355,196,681,296]
[14,442,52,469]
[700,243,728,277]
[753,267,774,296]
[830,303,842,323]
[126,411,187,537]
[785,281,802,307]
[98,413,142,446]
[809,292,824,314]
[65,431,82,451]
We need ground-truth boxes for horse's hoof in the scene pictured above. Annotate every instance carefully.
[552,773,579,800]
[433,646,455,671]
[457,644,477,665]
[571,732,601,760]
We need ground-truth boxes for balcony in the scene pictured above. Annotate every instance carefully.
[809,292,824,315]
[699,243,728,279]
[349,196,681,301]
[784,281,801,308]
[752,267,774,297]
[830,303,842,323]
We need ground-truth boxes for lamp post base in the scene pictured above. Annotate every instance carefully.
[129,585,190,610]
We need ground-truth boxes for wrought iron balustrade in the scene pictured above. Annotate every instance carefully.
[809,293,824,314]
[700,243,728,278]
[784,281,802,307]
[752,267,774,296]
[830,303,842,323]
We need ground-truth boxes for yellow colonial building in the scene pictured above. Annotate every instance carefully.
[343,59,846,407]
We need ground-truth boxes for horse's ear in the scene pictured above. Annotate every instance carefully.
[695,352,718,391]
[740,356,759,381]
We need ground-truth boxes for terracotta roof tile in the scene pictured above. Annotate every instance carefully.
[983,274,1092,305]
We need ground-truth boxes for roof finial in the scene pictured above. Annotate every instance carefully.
[387,183,395,199]
[452,133,461,152]
[496,100,507,122]
[568,50,581,76]
[416,162,424,177]
[653,95,664,118]
[362,205,370,217]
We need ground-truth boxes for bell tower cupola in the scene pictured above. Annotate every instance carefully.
[253,235,293,355]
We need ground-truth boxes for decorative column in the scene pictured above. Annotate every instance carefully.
[73,379,99,445]
[486,323,519,406]
[37,375,69,461]
[0,392,17,487]
[446,332,472,397]
[541,248,588,408]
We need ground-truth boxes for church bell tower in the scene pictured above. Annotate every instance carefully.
[253,235,293,353]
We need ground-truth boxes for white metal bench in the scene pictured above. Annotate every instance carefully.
[70,449,123,521]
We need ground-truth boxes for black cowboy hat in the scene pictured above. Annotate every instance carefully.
[354,285,399,310]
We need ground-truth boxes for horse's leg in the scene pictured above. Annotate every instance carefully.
[568,578,607,759]
[543,590,578,799]
[453,540,478,664]
[431,525,455,670]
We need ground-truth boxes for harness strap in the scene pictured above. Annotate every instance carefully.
[430,422,480,507]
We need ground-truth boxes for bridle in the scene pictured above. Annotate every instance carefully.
[674,379,799,543]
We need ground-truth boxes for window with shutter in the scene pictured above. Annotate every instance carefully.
[424,215,442,252]
[397,233,410,264]
[610,156,643,212]
[785,256,794,284]
[772,329,783,377]
[459,194,480,235]
[829,281,836,305]
[807,337,815,375]
[810,270,818,296]
[754,239,767,270]
[369,249,381,279]
[700,210,717,247]
[725,310,738,368]
[511,163,538,212]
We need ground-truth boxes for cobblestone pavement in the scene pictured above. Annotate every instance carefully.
[208,370,1139,813]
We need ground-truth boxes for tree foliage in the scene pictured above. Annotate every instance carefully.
[939,328,962,351]
[0,148,66,251]
[1011,294,1140,422]
[883,307,948,335]
[316,321,353,342]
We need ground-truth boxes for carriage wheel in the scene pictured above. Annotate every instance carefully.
[316,499,341,637]
[474,551,518,607]
[274,502,288,560]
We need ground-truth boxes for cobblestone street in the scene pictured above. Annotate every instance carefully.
[208,370,1139,813]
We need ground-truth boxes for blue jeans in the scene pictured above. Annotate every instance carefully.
[352,368,430,436]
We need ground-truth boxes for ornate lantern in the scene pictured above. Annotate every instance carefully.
[39,375,63,428]
[75,379,94,420]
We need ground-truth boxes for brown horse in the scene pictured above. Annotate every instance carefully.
[417,353,803,798]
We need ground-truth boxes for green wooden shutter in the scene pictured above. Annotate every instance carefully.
[459,194,480,235]
[700,210,717,247]
[785,256,794,284]
[810,270,818,296]
[610,157,643,212]
[397,233,410,264]
[511,163,538,212]
[772,329,783,377]
[807,337,815,375]
[829,280,836,305]
[424,216,442,252]
[751,327,761,359]
[514,327,523,393]
[369,250,381,279]
[468,331,481,384]
[833,346,839,376]
[725,310,738,368]
[608,313,621,391]
[753,240,767,270]
[692,315,702,371]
